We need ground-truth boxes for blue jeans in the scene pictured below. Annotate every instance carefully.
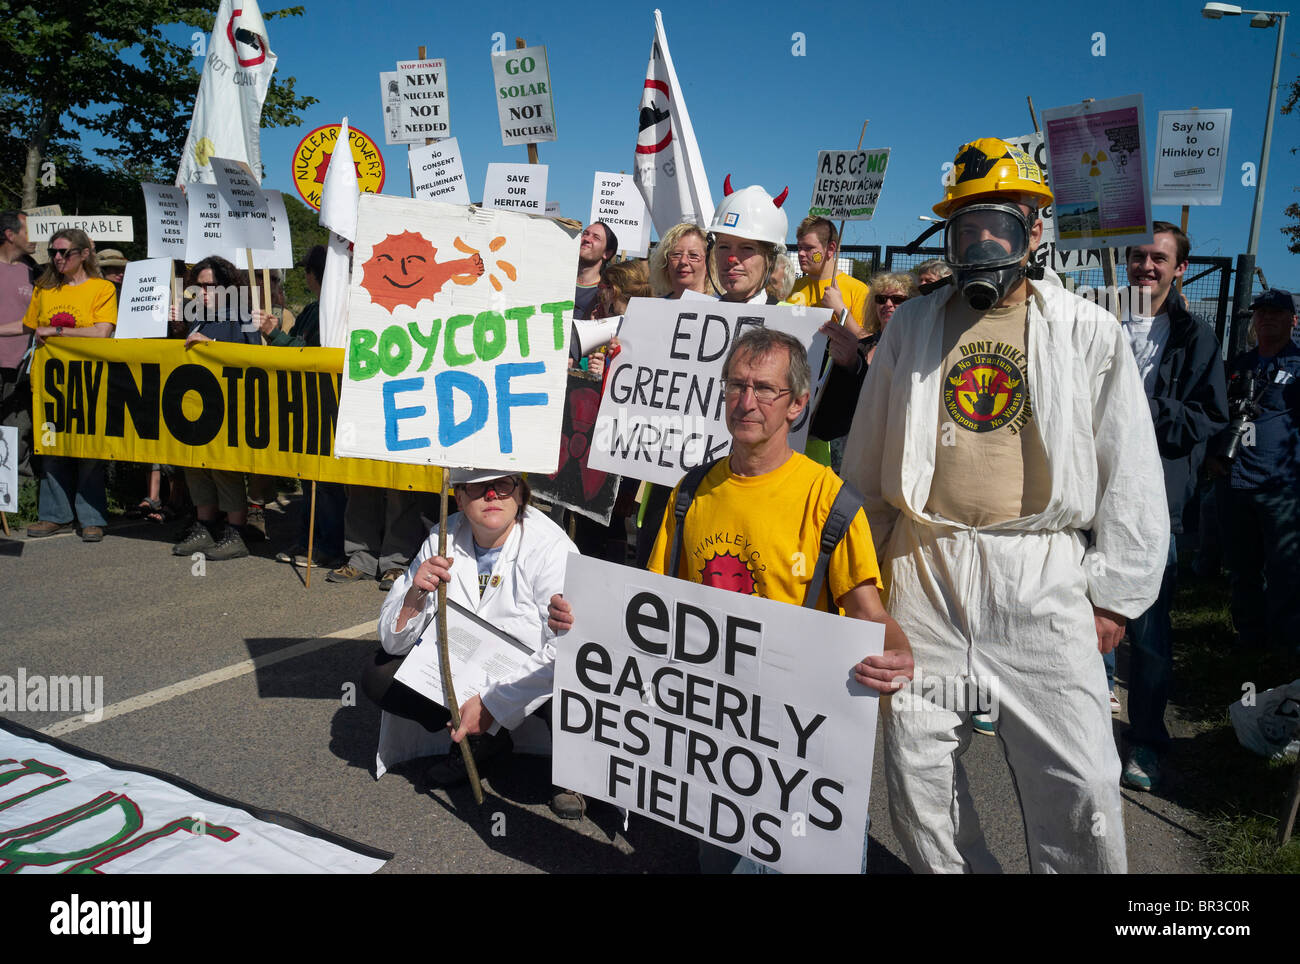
[1123,536,1178,753]
[1223,484,1300,649]
[38,456,107,527]
[297,480,346,559]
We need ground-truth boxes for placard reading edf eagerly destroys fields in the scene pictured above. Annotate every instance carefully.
[335,193,579,474]
[809,149,890,220]
[586,299,828,487]
[553,555,882,874]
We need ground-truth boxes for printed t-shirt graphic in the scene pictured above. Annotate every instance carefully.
[926,298,1051,527]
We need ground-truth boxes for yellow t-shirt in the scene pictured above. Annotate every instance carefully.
[788,273,870,327]
[647,451,881,610]
[22,278,117,331]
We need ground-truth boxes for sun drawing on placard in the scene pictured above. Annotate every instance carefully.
[699,551,758,596]
[360,230,486,312]
[453,235,517,292]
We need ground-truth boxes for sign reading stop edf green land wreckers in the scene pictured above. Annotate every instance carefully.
[491,45,557,147]
[808,149,890,220]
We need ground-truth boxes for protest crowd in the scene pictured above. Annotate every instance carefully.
[3,6,1298,878]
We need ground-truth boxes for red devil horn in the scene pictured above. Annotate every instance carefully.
[773,186,789,208]
[723,174,734,196]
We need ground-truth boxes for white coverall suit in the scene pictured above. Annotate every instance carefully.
[841,271,1169,873]
[373,506,577,776]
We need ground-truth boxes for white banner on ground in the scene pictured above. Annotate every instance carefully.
[175,0,277,185]
[395,58,451,141]
[1042,94,1153,251]
[491,45,557,147]
[1151,109,1231,207]
[587,300,828,487]
[482,162,547,215]
[409,138,470,205]
[184,186,238,264]
[335,193,579,473]
[590,172,651,257]
[26,216,133,244]
[808,149,890,220]
[395,600,534,709]
[633,9,715,233]
[114,258,173,339]
[0,722,386,873]
[141,184,189,260]
[553,555,881,874]
[251,189,293,270]
[210,157,273,249]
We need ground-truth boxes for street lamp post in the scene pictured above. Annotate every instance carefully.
[1202,3,1290,352]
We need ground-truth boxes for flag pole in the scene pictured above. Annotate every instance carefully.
[438,468,484,804]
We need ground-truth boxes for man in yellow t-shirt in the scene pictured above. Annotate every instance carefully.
[549,328,913,871]
[788,216,870,326]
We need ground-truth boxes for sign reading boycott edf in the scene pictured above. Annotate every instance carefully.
[334,194,578,474]
[553,555,882,874]
[491,45,557,147]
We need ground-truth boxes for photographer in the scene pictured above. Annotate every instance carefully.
[1209,289,1300,652]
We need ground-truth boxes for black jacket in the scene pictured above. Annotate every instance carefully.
[1147,295,1228,533]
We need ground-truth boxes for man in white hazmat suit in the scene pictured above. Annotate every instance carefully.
[840,137,1169,873]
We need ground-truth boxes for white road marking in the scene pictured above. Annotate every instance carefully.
[40,619,379,737]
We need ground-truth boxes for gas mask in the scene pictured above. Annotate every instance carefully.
[943,203,1039,311]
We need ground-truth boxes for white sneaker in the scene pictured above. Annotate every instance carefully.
[1109,691,1122,715]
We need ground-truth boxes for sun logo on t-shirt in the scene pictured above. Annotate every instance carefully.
[50,312,76,329]
[699,551,757,595]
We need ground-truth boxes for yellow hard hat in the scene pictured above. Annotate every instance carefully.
[934,137,1054,218]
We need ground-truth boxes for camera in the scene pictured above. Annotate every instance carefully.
[1214,368,1268,463]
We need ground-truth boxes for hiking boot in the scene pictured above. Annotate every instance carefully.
[81,525,104,543]
[971,712,996,737]
[378,567,405,591]
[426,730,513,787]
[327,563,368,583]
[1121,746,1159,792]
[173,521,217,556]
[206,526,249,561]
[27,520,72,538]
[549,786,587,821]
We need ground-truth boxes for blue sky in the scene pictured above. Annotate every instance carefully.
[165,0,1299,288]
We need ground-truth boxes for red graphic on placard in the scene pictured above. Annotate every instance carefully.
[360,232,485,312]
[636,79,672,155]
[549,385,608,500]
[700,550,757,595]
[227,9,268,67]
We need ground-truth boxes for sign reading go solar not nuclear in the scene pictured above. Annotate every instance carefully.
[334,194,578,473]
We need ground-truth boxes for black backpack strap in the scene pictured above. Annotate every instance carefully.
[805,480,866,611]
[666,459,720,578]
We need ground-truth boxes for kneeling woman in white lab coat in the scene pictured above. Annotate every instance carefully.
[364,468,583,817]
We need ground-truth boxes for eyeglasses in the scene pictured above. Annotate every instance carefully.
[49,247,82,260]
[722,380,792,405]
[460,477,518,499]
[668,252,703,265]
[875,293,909,305]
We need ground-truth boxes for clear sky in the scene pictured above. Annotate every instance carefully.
[167,0,1299,288]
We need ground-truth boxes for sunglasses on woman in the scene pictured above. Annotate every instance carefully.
[875,293,908,305]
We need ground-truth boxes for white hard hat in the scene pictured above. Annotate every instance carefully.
[707,175,790,246]
[448,468,522,485]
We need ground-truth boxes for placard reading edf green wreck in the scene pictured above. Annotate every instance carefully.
[808,148,890,220]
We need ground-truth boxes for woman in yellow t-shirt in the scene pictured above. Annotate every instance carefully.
[23,229,117,542]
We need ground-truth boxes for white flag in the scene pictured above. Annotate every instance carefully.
[318,117,360,350]
[176,0,277,186]
[633,9,715,235]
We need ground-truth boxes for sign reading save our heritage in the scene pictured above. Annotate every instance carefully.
[334,193,578,474]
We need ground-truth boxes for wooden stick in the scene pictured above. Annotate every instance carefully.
[305,480,317,588]
[1278,753,1300,846]
[260,268,272,334]
[1,512,10,537]
[517,38,540,165]
[437,470,484,804]
[244,249,260,316]
[1027,95,1040,134]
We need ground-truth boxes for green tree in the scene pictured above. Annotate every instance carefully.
[0,2,316,209]
[1283,71,1300,255]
